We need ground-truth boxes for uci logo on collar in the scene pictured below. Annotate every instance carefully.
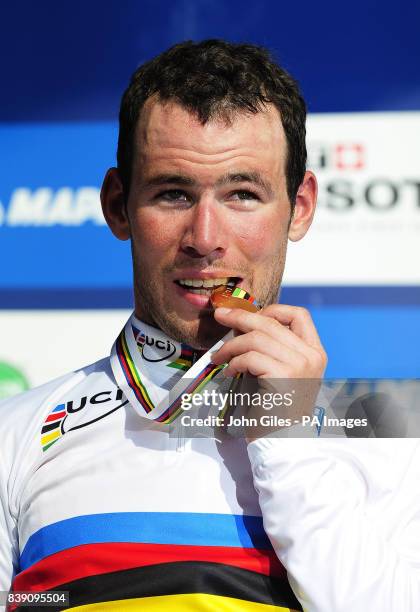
[135,330,177,362]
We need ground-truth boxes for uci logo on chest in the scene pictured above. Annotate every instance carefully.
[40,388,129,452]
[62,389,128,434]
[136,331,177,362]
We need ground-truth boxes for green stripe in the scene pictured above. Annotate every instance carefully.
[167,362,189,371]
[232,288,247,298]
[43,439,59,452]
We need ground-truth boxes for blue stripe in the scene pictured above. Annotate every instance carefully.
[19,512,270,571]
[1,286,419,308]
[52,403,65,413]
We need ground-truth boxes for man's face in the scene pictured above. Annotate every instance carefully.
[119,100,301,348]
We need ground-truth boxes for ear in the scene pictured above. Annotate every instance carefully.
[100,167,130,241]
[288,170,318,242]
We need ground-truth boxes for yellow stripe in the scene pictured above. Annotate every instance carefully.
[174,358,192,367]
[41,429,61,445]
[68,593,298,611]
[193,365,224,395]
[162,407,183,424]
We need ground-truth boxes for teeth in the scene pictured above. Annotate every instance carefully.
[202,277,230,287]
[178,277,230,288]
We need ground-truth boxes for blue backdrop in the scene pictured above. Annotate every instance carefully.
[1,0,419,378]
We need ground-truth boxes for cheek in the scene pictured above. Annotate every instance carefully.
[131,210,177,253]
[235,213,286,261]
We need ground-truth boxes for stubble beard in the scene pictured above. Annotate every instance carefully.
[132,248,286,350]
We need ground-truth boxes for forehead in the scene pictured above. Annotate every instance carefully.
[134,98,287,179]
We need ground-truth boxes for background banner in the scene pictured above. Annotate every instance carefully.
[1,0,419,393]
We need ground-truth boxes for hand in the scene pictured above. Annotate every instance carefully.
[212,304,328,441]
[212,304,327,379]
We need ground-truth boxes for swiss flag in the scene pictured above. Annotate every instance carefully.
[334,144,365,169]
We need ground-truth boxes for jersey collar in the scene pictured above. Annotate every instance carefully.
[110,313,231,423]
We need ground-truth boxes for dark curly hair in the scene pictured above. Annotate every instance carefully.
[117,39,307,207]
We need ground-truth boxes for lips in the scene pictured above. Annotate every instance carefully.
[173,275,242,308]
[174,275,240,291]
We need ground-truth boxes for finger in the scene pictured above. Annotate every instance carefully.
[213,329,303,369]
[260,304,323,348]
[214,306,310,355]
[223,351,290,378]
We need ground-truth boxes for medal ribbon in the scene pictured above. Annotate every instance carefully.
[110,315,232,423]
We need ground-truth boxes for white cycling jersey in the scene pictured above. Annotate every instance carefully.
[1,313,419,612]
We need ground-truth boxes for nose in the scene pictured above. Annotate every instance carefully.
[180,197,226,260]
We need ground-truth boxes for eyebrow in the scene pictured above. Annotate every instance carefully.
[142,171,274,197]
[216,172,274,197]
[143,174,196,188]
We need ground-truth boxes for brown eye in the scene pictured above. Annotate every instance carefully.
[160,190,188,201]
[227,190,260,210]
[233,190,258,200]
[154,190,192,208]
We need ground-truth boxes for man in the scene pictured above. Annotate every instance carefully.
[0,40,419,612]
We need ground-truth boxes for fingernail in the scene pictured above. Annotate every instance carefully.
[216,307,232,315]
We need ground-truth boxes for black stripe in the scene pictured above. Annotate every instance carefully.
[15,561,302,611]
[41,421,61,434]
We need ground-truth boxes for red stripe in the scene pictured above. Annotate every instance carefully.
[45,411,66,422]
[12,542,286,593]
[181,348,193,356]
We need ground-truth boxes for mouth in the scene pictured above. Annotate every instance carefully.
[173,276,242,308]
[174,276,240,295]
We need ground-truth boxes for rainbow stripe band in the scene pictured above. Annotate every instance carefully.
[166,344,197,371]
[155,361,224,423]
[116,332,154,414]
[231,287,260,309]
[40,403,67,452]
[116,328,225,424]
[15,511,300,611]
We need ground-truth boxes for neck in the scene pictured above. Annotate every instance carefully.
[133,308,226,351]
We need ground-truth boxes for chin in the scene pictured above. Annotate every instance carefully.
[136,291,227,349]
